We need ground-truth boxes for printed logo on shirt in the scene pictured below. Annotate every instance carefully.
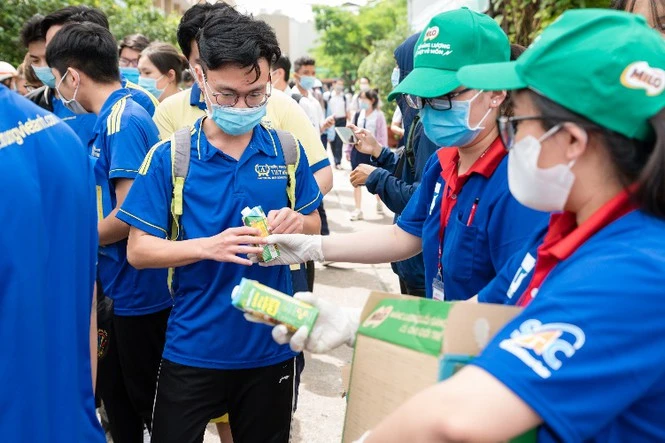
[255,164,288,180]
[499,319,585,379]
[507,253,536,299]
[362,305,393,329]
[91,144,101,158]
[620,61,665,97]
[429,182,442,215]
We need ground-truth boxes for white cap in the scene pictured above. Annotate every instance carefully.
[0,62,17,82]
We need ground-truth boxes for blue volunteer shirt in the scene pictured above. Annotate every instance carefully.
[117,118,322,369]
[122,75,158,116]
[473,197,665,441]
[0,86,104,442]
[397,138,547,300]
[92,88,171,315]
[51,97,97,148]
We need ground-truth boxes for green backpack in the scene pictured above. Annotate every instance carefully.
[166,125,300,292]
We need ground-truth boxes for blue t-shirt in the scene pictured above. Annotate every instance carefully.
[91,88,171,315]
[118,118,322,369]
[397,142,548,300]
[51,96,97,148]
[0,86,104,442]
[473,209,665,441]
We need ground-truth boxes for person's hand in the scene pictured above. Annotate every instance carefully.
[322,115,335,131]
[347,124,382,157]
[267,208,305,234]
[271,292,359,353]
[350,164,377,187]
[252,234,324,266]
[198,227,265,266]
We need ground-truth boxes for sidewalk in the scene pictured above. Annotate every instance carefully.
[203,162,401,442]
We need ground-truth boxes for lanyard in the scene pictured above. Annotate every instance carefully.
[436,150,460,280]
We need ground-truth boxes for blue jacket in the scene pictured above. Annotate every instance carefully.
[364,33,438,290]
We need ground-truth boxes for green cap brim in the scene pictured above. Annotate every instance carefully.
[456,61,527,91]
[387,67,460,101]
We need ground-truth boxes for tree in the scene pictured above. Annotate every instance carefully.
[0,0,180,68]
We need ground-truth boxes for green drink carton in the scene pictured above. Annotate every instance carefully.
[232,278,319,333]
[241,205,280,262]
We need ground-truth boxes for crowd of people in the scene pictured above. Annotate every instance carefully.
[1,0,664,442]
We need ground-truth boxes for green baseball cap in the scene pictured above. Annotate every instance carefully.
[457,10,665,141]
[387,8,509,101]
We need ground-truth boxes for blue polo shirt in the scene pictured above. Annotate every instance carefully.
[0,86,104,442]
[51,97,97,148]
[92,88,171,316]
[117,118,322,369]
[122,75,158,116]
[397,138,547,300]
[190,82,206,110]
[472,195,665,441]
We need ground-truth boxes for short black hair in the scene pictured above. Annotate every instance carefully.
[41,6,109,36]
[46,22,119,84]
[119,33,151,56]
[176,2,238,60]
[293,56,315,73]
[272,55,291,82]
[198,11,281,82]
[21,14,45,47]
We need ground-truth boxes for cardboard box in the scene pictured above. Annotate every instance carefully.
[342,292,533,442]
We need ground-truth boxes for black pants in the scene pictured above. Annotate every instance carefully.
[151,358,296,443]
[318,202,329,236]
[113,307,171,432]
[331,118,347,166]
[97,298,144,443]
[399,278,427,298]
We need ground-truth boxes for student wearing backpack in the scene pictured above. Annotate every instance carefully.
[117,12,321,443]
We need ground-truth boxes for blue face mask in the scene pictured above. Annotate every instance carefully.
[359,101,371,111]
[209,104,267,136]
[391,67,400,88]
[138,75,164,99]
[420,90,491,148]
[120,67,140,84]
[299,75,316,90]
[33,65,56,88]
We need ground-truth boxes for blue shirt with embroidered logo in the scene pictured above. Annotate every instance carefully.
[117,118,322,369]
[92,88,171,315]
[0,86,104,442]
[397,138,548,300]
[472,195,665,441]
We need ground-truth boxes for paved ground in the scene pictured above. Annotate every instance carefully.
[203,161,401,442]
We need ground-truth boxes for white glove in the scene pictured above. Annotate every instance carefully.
[255,234,325,266]
[271,292,359,354]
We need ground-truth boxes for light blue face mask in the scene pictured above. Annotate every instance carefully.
[299,75,316,90]
[202,80,266,135]
[359,101,371,111]
[420,90,492,148]
[33,65,56,88]
[120,67,140,84]
[391,67,400,88]
[138,75,165,99]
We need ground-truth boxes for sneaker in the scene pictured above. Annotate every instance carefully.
[350,209,364,221]
[376,201,384,215]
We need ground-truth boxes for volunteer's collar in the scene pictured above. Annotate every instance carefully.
[92,88,132,134]
[545,188,638,261]
[190,82,206,110]
[439,136,506,179]
[197,117,276,161]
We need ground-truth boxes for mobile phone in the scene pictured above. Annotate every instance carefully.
[335,127,357,145]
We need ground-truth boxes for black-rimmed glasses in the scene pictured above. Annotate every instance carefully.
[204,77,272,108]
[405,88,472,111]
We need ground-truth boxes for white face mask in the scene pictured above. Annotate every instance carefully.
[508,125,577,213]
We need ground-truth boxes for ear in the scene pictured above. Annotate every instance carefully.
[561,122,589,161]
[488,90,507,109]
[194,64,205,86]
[167,69,176,83]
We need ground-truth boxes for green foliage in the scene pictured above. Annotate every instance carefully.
[490,0,612,46]
[0,0,180,67]
[312,0,407,84]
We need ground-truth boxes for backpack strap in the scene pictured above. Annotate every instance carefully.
[167,127,191,294]
[274,129,299,210]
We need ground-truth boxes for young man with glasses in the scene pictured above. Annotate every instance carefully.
[117,11,322,443]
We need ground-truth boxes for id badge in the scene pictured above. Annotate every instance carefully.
[432,278,444,301]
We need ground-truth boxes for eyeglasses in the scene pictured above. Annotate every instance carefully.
[406,88,472,111]
[204,77,272,108]
[119,57,139,68]
[498,115,567,150]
